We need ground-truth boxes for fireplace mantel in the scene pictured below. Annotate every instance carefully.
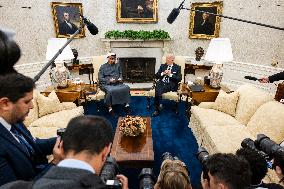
[100,38,173,55]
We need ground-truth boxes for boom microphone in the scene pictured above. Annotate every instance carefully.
[80,14,98,35]
[167,0,185,24]
[244,76,260,81]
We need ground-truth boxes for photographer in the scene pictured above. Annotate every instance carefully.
[273,150,284,185]
[1,115,129,189]
[154,152,192,189]
[201,153,251,189]
[236,147,284,189]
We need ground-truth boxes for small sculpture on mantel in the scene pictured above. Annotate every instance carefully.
[195,47,204,61]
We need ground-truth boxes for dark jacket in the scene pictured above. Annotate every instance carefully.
[0,166,106,189]
[58,21,78,35]
[0,123,56,186]
[155,63,182,91]
[269,71,284,83]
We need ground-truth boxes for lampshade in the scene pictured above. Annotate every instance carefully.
[204,38,233,63]
[46,38,74,61]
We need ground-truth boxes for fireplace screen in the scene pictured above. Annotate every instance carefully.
[119,58,156,83]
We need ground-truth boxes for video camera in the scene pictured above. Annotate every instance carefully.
[138,168,155,189]
[100,156,122,189]
[196,147,210,180]
[57,128,66,138]
[241,134,284,168]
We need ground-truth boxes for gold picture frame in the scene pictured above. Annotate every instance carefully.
[189,1,223,39]
[51,2,85,38]
[116,0,158,23]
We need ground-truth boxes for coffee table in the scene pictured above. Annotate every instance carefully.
[111,117,154,168]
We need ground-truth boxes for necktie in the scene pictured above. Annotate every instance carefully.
[163,65,172,83]
[10,126,35,156]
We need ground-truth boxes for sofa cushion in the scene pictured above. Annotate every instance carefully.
[213,90,239,116]
[204,124,253,153]
[29,106,84,128]
[24,90,40,126]
[37,91,63,117]
[191,106,242,131]
[60,102,77,110]
[235,84,274,125]
[28,126,58,139]
[247,101,284,143]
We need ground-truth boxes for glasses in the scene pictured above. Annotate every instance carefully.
[109,57,116,60]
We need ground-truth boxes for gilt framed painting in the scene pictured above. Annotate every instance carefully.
[51,2,85,38]
[189,1,223,39]
[116,0,158,23]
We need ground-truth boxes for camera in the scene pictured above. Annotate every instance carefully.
[242,134,284,160]
[100,156,121,189]
[196,147,210,180]
[138,168,155,189]
[255,134,284,158]
[57,128,66,138]
[162,152,179,161]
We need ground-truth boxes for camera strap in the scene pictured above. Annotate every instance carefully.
[279,176,284,184]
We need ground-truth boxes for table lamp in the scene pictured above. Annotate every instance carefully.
[204,38,233,88]
[46,38,74,88]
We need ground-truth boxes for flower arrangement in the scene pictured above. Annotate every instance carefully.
[195,47,204,61]
[119,116,147,137]
[105,30,170,40]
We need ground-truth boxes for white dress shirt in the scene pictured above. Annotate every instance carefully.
[58,159,95,174]
[0,117,20,142]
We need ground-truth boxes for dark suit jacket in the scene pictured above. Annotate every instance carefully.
[269,71,284,82]
[0,166,106,189]
[155,63,182,91]
[0,123,56,186]
[58,21,78,35]
[194,20,214,35]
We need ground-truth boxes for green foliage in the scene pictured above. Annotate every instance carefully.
[104,30,170,40]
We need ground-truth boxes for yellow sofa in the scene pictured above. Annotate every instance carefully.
[24,90,84,138]
[189,84,284,183]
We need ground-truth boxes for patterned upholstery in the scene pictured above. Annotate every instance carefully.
[189,84,281,183]
[85,55,107,104]
[24,90,84,138]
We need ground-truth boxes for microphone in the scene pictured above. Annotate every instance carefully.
[244,76,260,81]
[167,0,185,24]
[80,14,98,35]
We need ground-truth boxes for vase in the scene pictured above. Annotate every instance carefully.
[50,63,70,89]
[209,64,223,88]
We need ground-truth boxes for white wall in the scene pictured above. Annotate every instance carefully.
[0,0,283,68]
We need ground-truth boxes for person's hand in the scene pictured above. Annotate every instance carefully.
[259,77,269,83]
[52,137,64,165]
[109,78,116,83]
[201,173,210,189]
[116,174,128,189]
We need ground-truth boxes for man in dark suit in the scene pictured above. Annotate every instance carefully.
[58,12,78,35]
[260,71,284,83]
[194,12,214,35]
[0,73,62,186]
[152,54,182,117]
[1,115,129,189]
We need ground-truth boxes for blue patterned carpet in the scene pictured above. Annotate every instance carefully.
[85,96,202,189]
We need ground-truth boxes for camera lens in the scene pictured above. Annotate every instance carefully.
[196,147,209,164]
[256,134,283,157]
[139,168,155,189]
[161,152,174,161]
[100,156,119,184]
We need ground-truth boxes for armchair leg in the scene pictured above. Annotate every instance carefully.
[147,96,151,110]
[175,101,179,114]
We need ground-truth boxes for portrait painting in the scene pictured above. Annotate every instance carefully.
[116,0,158,23]
[189,1,223,39]
[51,2,85,38]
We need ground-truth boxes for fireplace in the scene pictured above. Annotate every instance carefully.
[119,57,156,83]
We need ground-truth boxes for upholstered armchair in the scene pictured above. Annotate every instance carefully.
[85,55,107,111]
[146,56,187,113]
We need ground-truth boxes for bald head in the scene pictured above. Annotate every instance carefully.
[166,54,175,65]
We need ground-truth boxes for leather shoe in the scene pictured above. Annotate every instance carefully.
[109,109,115,117]
[151,110,160,117]
[125,106,131,115]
